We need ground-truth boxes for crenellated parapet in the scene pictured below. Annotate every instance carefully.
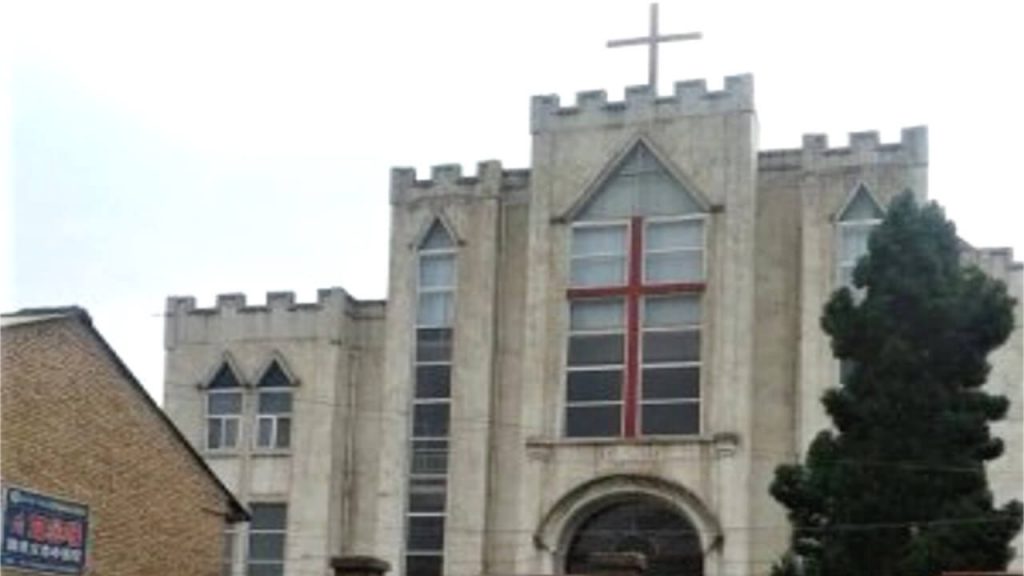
[962,246,1024,285]
[530,74,754,133]
[390,160,530,204]
[164,288,385,348]
[758,126,928,172]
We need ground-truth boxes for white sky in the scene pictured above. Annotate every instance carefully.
[4,0,1023,403]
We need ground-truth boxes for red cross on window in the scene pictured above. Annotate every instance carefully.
[567,215,705,438]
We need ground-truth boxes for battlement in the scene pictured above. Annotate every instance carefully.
[165,288,385,317]
[758,126,928,172]
[531,74,754,133]
[390,160,530,204]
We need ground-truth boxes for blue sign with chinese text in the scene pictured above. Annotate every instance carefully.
[2,486,89,574]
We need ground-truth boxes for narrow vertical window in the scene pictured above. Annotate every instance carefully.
[247,503,287,576]
[406,220,455,576]
[255,360,293,450]
[565,143,707,438]
[222,524,237,576]
[206,363,243,450]
[836,184,884,289]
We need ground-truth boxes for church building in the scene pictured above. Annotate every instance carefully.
[162,11,1023,576]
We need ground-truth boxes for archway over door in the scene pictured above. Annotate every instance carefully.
[565,496,703,576]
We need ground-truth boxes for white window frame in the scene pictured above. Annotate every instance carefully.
[206,390,242,451]
[836,219,881,289]
[246,503,287,576]
[637,293,703,436]
[254,388,292,451]
[642,214,707,285]
[569,220,630,288]
[564,296,627,437]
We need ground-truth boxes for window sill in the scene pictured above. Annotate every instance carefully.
[526,431,740,453]
[203,450,241,459]
[251,449,292,458]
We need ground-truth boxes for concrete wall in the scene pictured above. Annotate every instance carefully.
[163,290,385,576]
[2,316,234,576]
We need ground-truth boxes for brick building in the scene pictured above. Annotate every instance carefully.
[1,307,247,575]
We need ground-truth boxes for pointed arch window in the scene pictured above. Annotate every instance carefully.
[406,219,456,576]
[566,143,707,438]
[837,185,884,288]
[255,360,294,450]
[206,363,243,450]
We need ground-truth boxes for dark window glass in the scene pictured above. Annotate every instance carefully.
[416,366,451,399]
[406,555,443,576]
[208,392,242,414]
[257,418,273,447]
[642,330,700,363]
[411,440,449,474]
[257,361,291,388]
[641,403,700,435]
[417,329,453,363]
[248,534,284,560]
[413,404,450,438]
[408,478,447,513]
[642,367,699,400]
[250,504,287,530]
[247,564,283,576]
[276,418,291,449]
[565,405,621,438]
[258,392,292,414]
[406,516,445,551]
[566,498,704,576]
[567,370,623,402]
[210,364,242,389]
[568,334,625,365]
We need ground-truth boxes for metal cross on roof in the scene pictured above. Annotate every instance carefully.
[607,3,703,90]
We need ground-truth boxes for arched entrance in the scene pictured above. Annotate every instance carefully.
[565,496,703,576]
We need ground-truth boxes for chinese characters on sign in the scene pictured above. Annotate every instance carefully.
[2,486,89,574]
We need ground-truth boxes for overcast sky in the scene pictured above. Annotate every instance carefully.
[5,0,1023,403]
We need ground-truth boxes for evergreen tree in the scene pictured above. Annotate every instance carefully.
[770,192,1022,576]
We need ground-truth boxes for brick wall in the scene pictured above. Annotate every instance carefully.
[2,317,234,576]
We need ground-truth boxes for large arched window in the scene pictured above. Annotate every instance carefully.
[566,497,703,576]
[566,142,708,438]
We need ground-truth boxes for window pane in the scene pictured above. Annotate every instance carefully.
[571,256,626,287]
[409,478,447,513]
[250,504,287,529]
[641,403,700,435]
[419,254,455,288]
[642,367,699,399]
[257,362,291,388]
[567,370,622,402]
[248,534,285,560]
[572,226,627,256]
[840,225,872,262]
[642,331,700,363]
[275,418,291,449]
[416,366,451,399]
[208,392,242,415]
[417,292,454,327]
[643,295,701,327]
[406,555,443,576]
[224,419,239,448]
[208,419,223,449]
[645,251,703,283]
[646,220,703,251]
[570,299,624,331]
[417,329,452,362]
[637,174,703,216]
[413,404,450,438]
[407,516,445,551]
[247,564,283,576]
[257,417,273,447]
[258,392,292,414]
[411,440,449,474]
[568,334,624,366]
[566,405,621,438]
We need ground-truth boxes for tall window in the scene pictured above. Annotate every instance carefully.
[406,220,455,576]
[566,143,706,438]
[837,184,884,288]
[247,503,287,576]
[255,361,293,450]
[222,524,237,576]
[207,363,243,450]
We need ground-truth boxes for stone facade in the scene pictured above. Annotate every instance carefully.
[163,74,1023,576]
[1,308,246,576]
